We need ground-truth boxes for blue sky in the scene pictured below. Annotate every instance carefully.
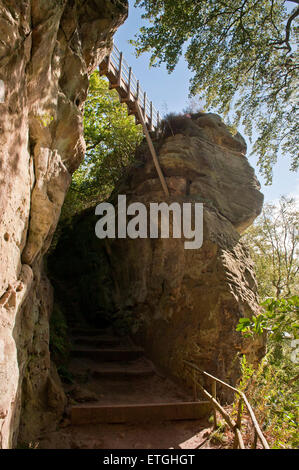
[114,1,298,204]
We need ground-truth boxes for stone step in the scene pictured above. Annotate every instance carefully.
[69,356,155,381]
[71,347,144,362]
[73,335,121,348]
[71,401,212,425]
[91,364,155,380]
[71,327,112,337]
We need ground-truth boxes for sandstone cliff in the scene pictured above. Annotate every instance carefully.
[0,0,127,448]
[50,113,265,400]
[113,114,265,391]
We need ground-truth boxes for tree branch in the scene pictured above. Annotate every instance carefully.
[272,6,299,52]
[284,6,299,52]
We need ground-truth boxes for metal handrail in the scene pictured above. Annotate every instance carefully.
[183,360,270,449]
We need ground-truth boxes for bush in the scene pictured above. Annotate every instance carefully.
[235,354,298,448]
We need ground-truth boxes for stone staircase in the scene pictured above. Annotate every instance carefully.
[67,327,211,426]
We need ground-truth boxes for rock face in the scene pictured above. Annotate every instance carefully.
[0,0,127,448]
[106,114,265,394]
[51,113,265,400]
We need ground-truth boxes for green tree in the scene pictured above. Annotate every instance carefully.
[236,296,299,448]
[236,197,299,448]
[242,196,299,299]
[62,72,143,220]
[132,0,299,183]
[237,295,299,343]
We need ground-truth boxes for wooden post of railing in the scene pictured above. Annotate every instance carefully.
[211,380,217,429]
[127,67,132,99]
[107,53,111,73]
[182,360,270,450]
[241,395,269,449]
[100,44,162,133]
[193,378,236,430]
[117,52,123,87]
[143,91,147,118]
[150,101,153,131]
[193,370,197,401]
[136,80,140,104]
[233,398,245,449]
[252,430,258,449]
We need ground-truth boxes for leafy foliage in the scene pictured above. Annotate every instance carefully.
[237,295,299,341]
[132,0,299,183]
[236,298,298,448]
[62,72,143,221]
[242,196,299,299]
[236,354,299,448]
[235,195,298,448]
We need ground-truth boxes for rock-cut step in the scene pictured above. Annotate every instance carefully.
[73,335,121,348]
[71,401,212,425]
[69,357,155,380]
[91,361,155,379]
[71,327,113,337]
[71,347,144,362]
[67,327,212,429]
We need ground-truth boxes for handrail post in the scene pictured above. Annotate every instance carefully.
[150,101,153,131]
[233,398,243,449]
[193,370,197,401]
[107,52,111,73]
[136,80,140,104]
[156,111,160,137]
[211,379,217,429]
[252,429,258,449]
[127,67,132,100]
[117,52,123,87]
[99,43,162,130]
[183,360,269,450]
[143,91,147,119]
[107,44,113,73]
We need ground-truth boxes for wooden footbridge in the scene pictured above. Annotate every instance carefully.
[99,43,160,132]
[99,43,169,196]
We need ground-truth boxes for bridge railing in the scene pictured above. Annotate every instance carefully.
[105,43,160,130]
[183,360,270,449]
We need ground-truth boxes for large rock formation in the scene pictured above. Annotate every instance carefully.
[0,0,128,448]
[108,113,265,392]
[50,113,265,400]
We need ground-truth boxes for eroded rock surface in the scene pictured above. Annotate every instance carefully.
[50,113,265,401]
[0,0,127,448]
[109,114,265,392]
